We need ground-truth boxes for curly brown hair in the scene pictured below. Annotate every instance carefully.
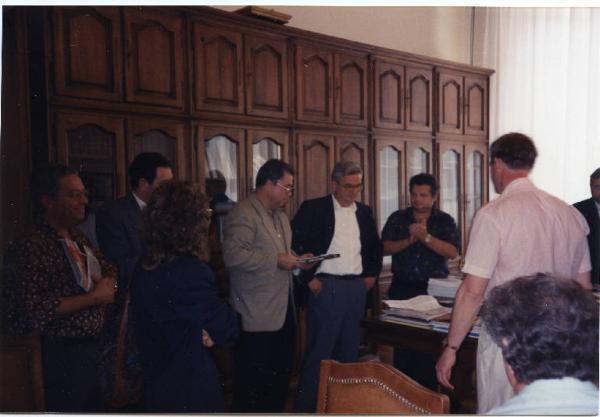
[140,180,212,270]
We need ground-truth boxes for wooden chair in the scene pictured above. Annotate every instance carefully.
[0,332,45,411]
[317,360,449,414]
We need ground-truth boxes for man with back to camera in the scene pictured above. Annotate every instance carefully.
[222,159,312,413]
[435,132,592,413]
[574,167,600,285]
[2,164,117,411]
[481,274,598,415]
[291,160,383,413]
[381,173,459,390]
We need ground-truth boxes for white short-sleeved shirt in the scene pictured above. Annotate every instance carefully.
[463,177,591,294]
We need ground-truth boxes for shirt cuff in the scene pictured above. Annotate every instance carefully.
[461,263,492,279]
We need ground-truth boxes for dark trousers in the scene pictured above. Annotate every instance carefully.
[389,279,438,391]
[41,335,103,412]
[232,299,296,413]
[294,276,367,413]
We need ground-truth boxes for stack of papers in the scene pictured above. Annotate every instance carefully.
[382,295,451,322]
[427,276,462,299]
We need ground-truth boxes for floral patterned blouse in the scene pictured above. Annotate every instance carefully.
[3,222,116,338]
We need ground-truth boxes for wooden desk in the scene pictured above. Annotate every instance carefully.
[361,318,477,413]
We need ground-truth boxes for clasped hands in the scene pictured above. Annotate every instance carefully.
[408,219,429,244]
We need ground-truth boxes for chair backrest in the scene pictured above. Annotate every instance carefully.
[317,360,450,414]
[0,332,45,411]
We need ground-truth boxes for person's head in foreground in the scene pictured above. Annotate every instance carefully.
[480,274,599,415]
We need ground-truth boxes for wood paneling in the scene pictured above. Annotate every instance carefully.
[335,53,368,126]
[374,60,404,130]
[405,66,432,132]
[437,72,463,135]
[53,7,122,101]
[124,7,184,108]
[295,44,334,123]
[464,76,488,136]
[245,34,289,119]
[296,133,335,202]
[336,136,369,202]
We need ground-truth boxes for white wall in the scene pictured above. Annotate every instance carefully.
[216,6,474,64]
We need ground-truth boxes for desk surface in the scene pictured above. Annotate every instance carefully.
[361,317,477,413]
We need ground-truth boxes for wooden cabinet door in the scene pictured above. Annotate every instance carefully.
[192,22,243,114]
[296,133,335,203]
[374,137,406,231]
[335,53,368,127]
[373,60,405,130]
[437,141,465,251]
[53,7,122,101]
[405,65,433,133]
[464,75,488,136]
[247,128,290,191]
[127,118,186,179]
[295,44,334,123]
[196,125,246,202]
[437,72,464,135]
[124,7,184,108]
[55,111,126,201]
[245,35,289,119]
[336,136,369,203]
[464,143,488,247]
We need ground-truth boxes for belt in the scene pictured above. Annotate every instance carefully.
[317,273,361,280]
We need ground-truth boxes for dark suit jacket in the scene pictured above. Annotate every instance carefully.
[131,256,239,412]
[574,198,600,284]
[291,195,383,282]
[96,192,143,290]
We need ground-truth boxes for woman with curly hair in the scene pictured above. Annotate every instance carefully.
[130,180,239,412]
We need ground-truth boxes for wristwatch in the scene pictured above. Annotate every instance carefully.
[424,233,432,244]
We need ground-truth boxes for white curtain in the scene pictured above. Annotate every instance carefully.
[474,7,600,203]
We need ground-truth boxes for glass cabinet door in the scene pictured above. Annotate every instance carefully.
[252,139,281,187]
[465,144,488,246]
[205,135,240,203]
[439,143,463,247]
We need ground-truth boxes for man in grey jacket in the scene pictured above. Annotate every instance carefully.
[222,159,310,412]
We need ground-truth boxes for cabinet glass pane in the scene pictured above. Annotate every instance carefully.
[67,124,116,206]
[205,135,239,202]
[134,130,177,174]
[441,150,460,228]
[466,150,483,228]
[252,139,281,188]
[408,147,428,178]
[379,146,401,266]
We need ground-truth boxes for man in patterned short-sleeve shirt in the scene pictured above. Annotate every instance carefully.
[381,173,459,390]
[2,165,117,412]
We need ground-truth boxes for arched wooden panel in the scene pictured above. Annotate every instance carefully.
[296,133,335,203]
[437,72,463,135]
[374,60,404,129]
[53,7,122,101]
[193,22,243,114]
[336,136,369,203]
[335,53,367,126]
[465,76,488,136]
[406,66,433,132]
[245,35,289,119]
[295,44,334,123]
[124,8,184,108]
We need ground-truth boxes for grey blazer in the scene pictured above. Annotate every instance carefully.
[222,193,293,332]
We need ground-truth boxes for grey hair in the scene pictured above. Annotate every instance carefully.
[331,161,363,182]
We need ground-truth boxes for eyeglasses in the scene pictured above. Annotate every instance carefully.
[339,183,363,190]
[275,182,295,193]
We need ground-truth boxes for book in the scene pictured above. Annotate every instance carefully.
[382,295,451,322]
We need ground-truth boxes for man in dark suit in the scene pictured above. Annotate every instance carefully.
[574,168,600,284]
[96,152,173,293]
[291,161,383,413]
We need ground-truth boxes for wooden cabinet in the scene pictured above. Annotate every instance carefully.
[127,118,187,179]
[334,53,368,127]
[437,69,488,138]
[437,140,488,252]
[374,59,433,133]
[124,7,185,108]
[295,44,334,124]
[52,7,122,101]
[296,133,335,202]
[54,111,127,203]
[192,22,244,114]
[245,35,289,119]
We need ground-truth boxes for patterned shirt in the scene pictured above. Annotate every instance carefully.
[3,223,116,338]
[381,207,460,299]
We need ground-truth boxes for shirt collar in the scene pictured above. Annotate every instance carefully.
[501,176,533,195]
[132,191,147,211]
[331,194,357,212]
